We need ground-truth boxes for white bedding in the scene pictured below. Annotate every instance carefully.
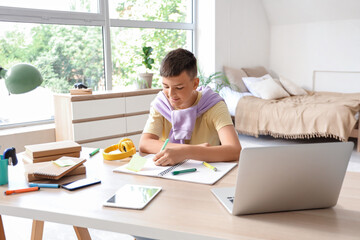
[219,87,359,121]
[219,87,253,116]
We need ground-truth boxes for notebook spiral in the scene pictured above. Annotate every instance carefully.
[158,160,188,176]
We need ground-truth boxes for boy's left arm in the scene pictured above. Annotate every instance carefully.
[153,125,241,166]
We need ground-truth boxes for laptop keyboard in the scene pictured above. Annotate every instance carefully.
[227,196,234,203]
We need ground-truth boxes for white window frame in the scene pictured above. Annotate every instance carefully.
[0,0,196,128]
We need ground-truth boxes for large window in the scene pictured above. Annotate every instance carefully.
[0,0,194,128]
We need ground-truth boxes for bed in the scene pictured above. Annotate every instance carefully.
[221,66,360,152]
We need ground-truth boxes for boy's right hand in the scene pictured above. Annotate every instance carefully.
[153,147,184,166]
[153,142,210,166]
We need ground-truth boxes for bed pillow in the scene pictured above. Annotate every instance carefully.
[223,66,249,92]
[246,78,290,100]
[242,66,268,77]
[279,76,308,96]
[242,74,273,97]
[219,87,253,116]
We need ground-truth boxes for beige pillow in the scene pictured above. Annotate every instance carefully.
[242,66,268,77]
[279,76,307,96]
[247,78,290,100]
[223,66,249,92]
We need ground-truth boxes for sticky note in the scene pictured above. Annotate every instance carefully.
[126,154,147,172]
[53,159,76,167]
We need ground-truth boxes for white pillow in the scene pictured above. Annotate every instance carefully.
[242,74,273,97]
[246,78,290,100]
[219,87,253,115]
[279,76,307,96]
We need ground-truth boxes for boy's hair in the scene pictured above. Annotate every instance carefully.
[160,48,197,79]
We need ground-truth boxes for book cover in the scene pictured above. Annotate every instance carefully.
[23,151,81,163]
[26,163,86,181]
[25,141,82,158]
[30,157,86,180]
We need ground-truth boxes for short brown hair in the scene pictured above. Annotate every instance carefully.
[160,48,197,79]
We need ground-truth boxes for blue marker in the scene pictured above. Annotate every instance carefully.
[29,183,60,188]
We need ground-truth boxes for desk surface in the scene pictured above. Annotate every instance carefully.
[0,148,360,240]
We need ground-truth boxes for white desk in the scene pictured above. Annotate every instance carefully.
[0,148,360,240]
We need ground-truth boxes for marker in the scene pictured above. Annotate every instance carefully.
[29,183,60,188]
[203,161,217,171]
[161,139,169,151]
[172,168,197,175]
[5,186,39,195]
[89,148,100,157]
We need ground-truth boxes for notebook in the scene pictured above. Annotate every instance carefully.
[25,162,86,181]
[22,151,81,163]
[32,157,86,180]
[211,142,354,215]
[113,154,237,185]
[25,141,81,158]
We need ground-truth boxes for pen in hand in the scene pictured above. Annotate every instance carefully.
[161,139,169,151]
[154,139,169,164]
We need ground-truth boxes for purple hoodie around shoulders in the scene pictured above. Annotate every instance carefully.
[152,86,224,144]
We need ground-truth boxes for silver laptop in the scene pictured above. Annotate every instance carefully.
[211,142,354,215]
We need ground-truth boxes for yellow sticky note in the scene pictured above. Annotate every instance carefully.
[53,159,76,167]
[126,154,147,172]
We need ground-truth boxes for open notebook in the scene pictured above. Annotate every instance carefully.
[113,154,237,185]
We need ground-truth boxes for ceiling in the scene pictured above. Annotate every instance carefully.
[262,0,360,25]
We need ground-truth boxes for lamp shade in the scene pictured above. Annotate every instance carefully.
[0,63,43,94]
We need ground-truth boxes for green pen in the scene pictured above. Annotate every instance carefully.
[161,139,169,151]
[172,168,197,175]
[89,148,100,157]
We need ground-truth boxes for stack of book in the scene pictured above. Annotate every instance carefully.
[23,141,86,181]
[24,141,82,163]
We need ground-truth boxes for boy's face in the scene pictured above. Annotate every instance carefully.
[162,71,199,109]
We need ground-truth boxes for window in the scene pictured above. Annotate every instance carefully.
[0,0,194,128]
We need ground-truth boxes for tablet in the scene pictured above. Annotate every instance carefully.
[103,184,162,209]
[62,178,101,191]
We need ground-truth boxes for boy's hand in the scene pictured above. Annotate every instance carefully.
[153,143,211,166]
[153,147,184,166]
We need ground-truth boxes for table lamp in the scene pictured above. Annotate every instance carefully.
[0,63,43,94]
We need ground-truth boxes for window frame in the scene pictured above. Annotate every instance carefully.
[0,0,196,129]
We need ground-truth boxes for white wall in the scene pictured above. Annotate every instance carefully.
[196,0,270,75]
[270,19,360,91]
[264,0,360,91]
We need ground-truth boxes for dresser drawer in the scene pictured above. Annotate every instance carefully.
[80,133,142,149]
[72,98,126,120]
[125,94,157,113]
[73,117,126,141]
[126,114,149,133]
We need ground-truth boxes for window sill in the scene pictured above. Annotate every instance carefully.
[0,123,55,137]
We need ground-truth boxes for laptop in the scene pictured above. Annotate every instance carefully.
[211,142,354,215]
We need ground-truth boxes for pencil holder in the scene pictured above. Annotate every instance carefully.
[0,155,9,186]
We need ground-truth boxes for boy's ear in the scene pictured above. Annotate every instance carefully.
[193,77,199,89]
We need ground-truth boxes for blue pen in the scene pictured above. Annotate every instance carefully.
[29,183,60,188]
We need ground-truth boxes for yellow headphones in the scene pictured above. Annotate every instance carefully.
[102,138,136,161]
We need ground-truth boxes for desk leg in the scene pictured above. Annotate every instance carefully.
[0,215,6,240]
[31,220,44,240]
[73,226,91,240]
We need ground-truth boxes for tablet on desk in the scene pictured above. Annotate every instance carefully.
[103,184,162,209]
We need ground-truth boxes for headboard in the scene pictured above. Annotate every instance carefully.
[312,70,360,93]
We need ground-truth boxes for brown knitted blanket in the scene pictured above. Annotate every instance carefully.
[235,91,360,141]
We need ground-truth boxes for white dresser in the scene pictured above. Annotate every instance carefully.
[53,89,161,149]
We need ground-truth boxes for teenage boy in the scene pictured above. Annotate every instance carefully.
[139,48,241,166]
